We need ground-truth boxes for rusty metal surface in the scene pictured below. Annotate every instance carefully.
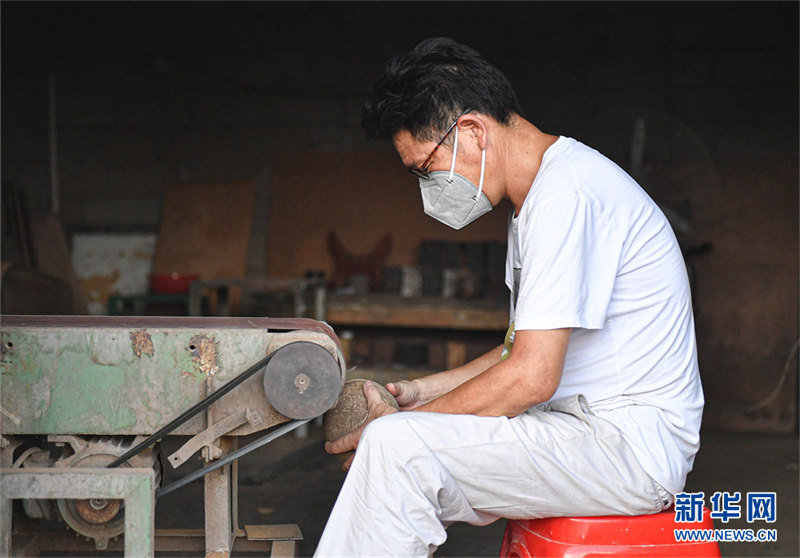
[1,315,344,436]
[1,314,337,558]
[73,497,121,524]
[155,419,310,500]
[204,437,235,557]
[47,436,160,546]
[0,314,341,350]
[168,408,259,468]
[2,467,155,558]
[263,342,342,420]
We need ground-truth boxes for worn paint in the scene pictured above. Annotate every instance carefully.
[1,332,13,362]
[1,318,342,437]
[30,376,52,419]
[44,362,137,432]
[189,335,219,376]
[2,326,202,434]
[1,468,156,557]
[129,330,154,359]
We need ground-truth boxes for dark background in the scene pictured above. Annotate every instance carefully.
[3,2,798,425]
[4,0,797,432]
[1,2,798,556]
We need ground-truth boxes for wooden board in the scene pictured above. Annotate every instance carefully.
[326,294,509,331]
[29,212,89,314]
[152,182,256,280]
[267,151,512,279]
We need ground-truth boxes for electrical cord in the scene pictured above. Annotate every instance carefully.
[710,337,799,414]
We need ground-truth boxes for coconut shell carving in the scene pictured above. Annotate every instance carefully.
[323,379,399,443]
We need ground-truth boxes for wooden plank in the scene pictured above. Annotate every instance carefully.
[152,183,256,280]
[29,212,89,313]
[326,295,508,331]
[267,151,511,280]
[244,524,303,541]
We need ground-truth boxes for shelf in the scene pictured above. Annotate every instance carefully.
[326,294,508,331]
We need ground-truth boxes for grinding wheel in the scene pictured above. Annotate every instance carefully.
[263,341,343,420]
[323,378,399,443]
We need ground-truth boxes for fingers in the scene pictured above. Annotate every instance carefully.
[363,380,384,408]
[325,431,359,472]
[324,381,400,468]
[364,381,401,420]
[387,380,420,410]
[385,381,404,400]
[324,440,355,472]
[325,428,360,456]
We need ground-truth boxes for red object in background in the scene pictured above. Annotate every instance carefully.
[149,272,200,294]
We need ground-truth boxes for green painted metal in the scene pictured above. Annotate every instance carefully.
[0,316,342,436]
[1,467,156,557]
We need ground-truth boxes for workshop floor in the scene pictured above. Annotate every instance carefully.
[155,422,799,558]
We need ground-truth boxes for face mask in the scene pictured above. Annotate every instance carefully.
[418,126,492,230]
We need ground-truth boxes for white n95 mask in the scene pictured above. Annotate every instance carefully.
[418,126,492,230]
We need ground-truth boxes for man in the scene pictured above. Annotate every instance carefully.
[315,37,704,557]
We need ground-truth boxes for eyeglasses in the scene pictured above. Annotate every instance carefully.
[408,107,472,179]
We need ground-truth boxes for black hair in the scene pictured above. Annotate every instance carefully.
[362,37,524,141]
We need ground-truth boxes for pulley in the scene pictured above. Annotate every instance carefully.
[263,341,342,420]
[53,437,161,550]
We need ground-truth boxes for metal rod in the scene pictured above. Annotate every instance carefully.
[107,351,277,468]
[155,419,310,500]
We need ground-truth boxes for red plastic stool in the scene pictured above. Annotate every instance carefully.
[499,507,721,557]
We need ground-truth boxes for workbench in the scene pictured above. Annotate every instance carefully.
[325,294,509,368]
[188,277,326,319]
[107,293,191,316]
[325,294,508,331]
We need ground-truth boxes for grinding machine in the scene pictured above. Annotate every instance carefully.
[0,315,347,557]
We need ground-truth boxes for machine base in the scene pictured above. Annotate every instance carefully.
[9,522,301,557]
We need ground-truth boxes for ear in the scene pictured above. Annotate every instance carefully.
[457,113,488,151]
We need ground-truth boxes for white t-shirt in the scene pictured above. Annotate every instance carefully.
[504,136,704,495]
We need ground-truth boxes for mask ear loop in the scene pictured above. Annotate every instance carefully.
[475,148,486,201]
[447,126,459,183]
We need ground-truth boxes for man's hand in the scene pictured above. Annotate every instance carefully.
[386,379,424,410]
[385,345,506,412]
[324,380,399,471]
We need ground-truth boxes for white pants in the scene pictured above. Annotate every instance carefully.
[314,395,672,558]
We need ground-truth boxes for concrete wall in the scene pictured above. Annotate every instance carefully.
[2,1,797,431]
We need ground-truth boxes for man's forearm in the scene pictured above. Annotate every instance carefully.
[414,358,529,416]
[413,329,570,417]
[414,344,504,404]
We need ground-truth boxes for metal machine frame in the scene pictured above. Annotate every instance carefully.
[1,315,345,557]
